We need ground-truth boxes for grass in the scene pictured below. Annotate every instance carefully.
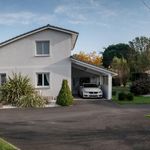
[145,114,150,118]
[0,138,18,150]
[112,86,150,104]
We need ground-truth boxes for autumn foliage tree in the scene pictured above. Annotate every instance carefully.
[73,51,102,66]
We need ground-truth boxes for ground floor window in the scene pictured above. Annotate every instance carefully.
[36,73,49,87]
[0,73,6,85]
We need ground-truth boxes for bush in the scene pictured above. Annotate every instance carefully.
[118,92,126,101]
[112,77,121,86]
[118,92,134,101]
[0,73,45,107]
[17,92,46,108]
[130,73,149,81]
[112,91,116,96]
[130,79,150,95]
[56,80,73,106]
[126,93,134,101]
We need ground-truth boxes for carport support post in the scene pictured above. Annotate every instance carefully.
[107,74,112,100]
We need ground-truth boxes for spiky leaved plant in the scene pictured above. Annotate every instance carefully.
[17,92,45,108]
[0,73,45,107]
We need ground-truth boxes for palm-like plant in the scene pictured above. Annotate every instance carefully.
[0,73,45,107]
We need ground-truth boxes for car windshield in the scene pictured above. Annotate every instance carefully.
[83,84,98,87]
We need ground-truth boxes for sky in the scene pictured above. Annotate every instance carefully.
[0,0,150,53]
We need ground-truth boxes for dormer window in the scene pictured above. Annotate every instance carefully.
[36,41,50,56]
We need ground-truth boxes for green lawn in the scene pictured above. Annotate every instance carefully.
[0,138,18,150]
[145,115,150,118]
[112,86,150,104]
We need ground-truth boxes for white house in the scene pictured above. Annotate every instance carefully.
[0,24,116,100]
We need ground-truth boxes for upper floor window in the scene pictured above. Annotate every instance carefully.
[36,41,50,56]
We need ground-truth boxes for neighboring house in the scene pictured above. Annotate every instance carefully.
[145,70,150,75]
[0,24,116,100]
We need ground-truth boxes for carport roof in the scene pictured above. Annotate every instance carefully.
[71,58,117,76]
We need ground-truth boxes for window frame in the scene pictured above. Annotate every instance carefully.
[35,40,50,57]
[36,72,50,88]
[0,73,7,85]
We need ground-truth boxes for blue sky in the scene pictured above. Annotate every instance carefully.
[0,0,150,53]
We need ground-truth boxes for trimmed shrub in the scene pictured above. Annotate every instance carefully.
[56,80,73,106]
[126,93,134,101]
[118,92,134,101]
[130,79,150,95]
[118,92,126,101]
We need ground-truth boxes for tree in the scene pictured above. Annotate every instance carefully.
[111,57,129,86]
[129,36,150,53]
[56,80,73,106]
[102,43,132,68]
[129,36,150,73]
[73,51,102,66]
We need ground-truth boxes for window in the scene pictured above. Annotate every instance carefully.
[36,41,50,56]
[0,73,6,85]
[36,73,49,87]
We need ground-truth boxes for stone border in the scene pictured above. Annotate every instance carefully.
[0,101,59,109]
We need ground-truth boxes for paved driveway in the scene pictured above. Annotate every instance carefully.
[0,100,150,150]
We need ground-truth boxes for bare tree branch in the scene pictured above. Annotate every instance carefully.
[141,0,150,11]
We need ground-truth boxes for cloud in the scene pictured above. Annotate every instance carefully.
[54,5,66,14]
[97,9,117,18]
[54,4,88,25]
[89,0,100,7]
[96,22,110,28]
[54,0,118,26]
[0,11,55,25]
[0,0,118,28]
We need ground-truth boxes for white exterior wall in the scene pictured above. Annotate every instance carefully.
[0,29,72,98]
[101,75,112,99]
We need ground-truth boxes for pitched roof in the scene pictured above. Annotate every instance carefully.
[71,57,117,76]
[0,24,79,50]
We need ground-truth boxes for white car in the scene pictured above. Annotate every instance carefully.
[79,83,103,98]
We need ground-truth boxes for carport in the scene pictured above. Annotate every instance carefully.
[71,58,117,99]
